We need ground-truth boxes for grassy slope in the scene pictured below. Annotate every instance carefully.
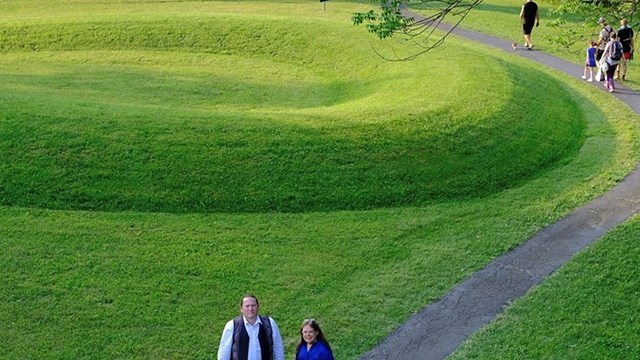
[0,1,639,359]
[0,5,588,213]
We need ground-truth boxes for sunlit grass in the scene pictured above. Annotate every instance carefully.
[450,215,640,359]
[1,1,639,359]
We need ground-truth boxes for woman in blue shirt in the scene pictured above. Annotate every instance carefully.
[295,319,335,360]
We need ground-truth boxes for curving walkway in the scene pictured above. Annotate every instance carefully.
[360,8,640,360]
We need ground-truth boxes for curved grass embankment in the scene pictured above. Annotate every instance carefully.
[1,1,585,213]
[1,1,639,359]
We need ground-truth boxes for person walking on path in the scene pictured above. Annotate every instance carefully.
[217,294,286,360]
[617,18,634,80]
[582,40,597,81]
[519,0,539,50]
[596,17,614,64]
[602,31,623,92]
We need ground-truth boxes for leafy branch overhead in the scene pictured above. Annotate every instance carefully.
[547,0,640,51]
[351,0,484,60]
[352,0,416,39]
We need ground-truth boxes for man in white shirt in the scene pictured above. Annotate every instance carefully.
[217,294,285,360]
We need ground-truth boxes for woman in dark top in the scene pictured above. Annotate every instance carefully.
[616,18,634,80]
[296,319,335,360]
[519,0,539,50]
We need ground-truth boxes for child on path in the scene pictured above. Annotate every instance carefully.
[582,41,597,81]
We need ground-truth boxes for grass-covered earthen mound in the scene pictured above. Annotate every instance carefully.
[0,3,585,213]
[3,2,640,360]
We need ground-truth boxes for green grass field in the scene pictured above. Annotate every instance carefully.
[450,214,640,359]
[1,1,640,359]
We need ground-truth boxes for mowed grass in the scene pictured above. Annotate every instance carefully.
[1,1,640,359]
[1,1,586,213]
[450,215,640,359]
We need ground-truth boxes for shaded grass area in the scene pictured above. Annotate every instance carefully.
[1,1,640,359]
[450,216,640,359]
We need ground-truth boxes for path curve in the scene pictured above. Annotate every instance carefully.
[360,8,640,360]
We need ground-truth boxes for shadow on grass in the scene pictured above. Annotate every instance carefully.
[0,69,367,110]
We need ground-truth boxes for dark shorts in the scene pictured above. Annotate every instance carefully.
[596,48,605,61]
[522,22,534,35]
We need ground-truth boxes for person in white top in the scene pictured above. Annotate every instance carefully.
[217,294,285,360]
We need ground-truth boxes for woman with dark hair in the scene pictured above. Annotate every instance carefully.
[295,319,335,360]
[519,0,539,50]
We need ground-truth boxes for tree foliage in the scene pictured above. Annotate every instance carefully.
[548,0,640,51]
[352,0,483,60]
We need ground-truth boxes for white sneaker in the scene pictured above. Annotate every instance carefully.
[587,78,593,82]
[581,75,586,79]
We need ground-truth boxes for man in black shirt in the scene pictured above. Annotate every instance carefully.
[617,18,634,80]
[519,0,539,50]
